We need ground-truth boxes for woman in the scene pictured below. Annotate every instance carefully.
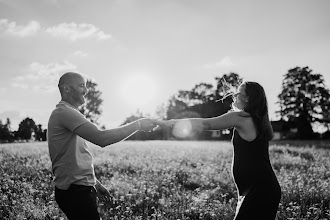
[163,81,281,219]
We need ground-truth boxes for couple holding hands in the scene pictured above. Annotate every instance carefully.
[47,72,281,220]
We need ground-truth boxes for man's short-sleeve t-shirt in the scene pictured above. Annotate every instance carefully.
[47,101,96,190]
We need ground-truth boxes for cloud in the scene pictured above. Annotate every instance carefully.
[204,56,236,69]
[0,19,111,41]
[11,82,29,89]
[0,19,40,37]
[72,50,88,57]
[45,22,111,41]
[215,56,235,67]
[29,61,76,79]
[11,61,77,92]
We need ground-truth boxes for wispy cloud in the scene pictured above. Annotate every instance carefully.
[203,56,236,69]
[45,22,111,41]
[71,50,88,57]
[11,61,77,92]
[11,81,29,89]
[0,19,40,37]
[29,61,76,80]
[0,19,111,41]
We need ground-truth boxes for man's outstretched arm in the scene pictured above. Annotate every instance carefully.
[74,118,162,147]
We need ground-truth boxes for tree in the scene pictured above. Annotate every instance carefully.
[155,103,168,120]
[160,72,242,140]
[79,79,103,125]
[34,124,47,141]
[166,96,188,119]
[0,118,14,142]
[214,72,243,101]
[277,66,330,138]
[166,72,243,120]
[175,83,214,106]
[15,117,36,141]
[173,110,201,119]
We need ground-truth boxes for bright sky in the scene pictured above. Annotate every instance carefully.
[0,0,329,130]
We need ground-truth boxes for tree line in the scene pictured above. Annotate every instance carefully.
[123,66,330,140]
[1,66,329,142]
[0,117,47,143]
[0,79,106,143]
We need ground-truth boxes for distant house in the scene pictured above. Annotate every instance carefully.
[211,130,221,138]
[209,129,232,140]
[209,121,298,140]
[271,120,297,140]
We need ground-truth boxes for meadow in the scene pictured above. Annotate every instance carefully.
[0,140,330,220]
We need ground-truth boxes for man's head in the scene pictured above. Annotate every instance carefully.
[58,72,88,108]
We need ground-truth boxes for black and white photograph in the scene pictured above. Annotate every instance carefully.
[0,0,329,219]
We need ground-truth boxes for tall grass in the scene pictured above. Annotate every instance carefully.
[0,140,329,220]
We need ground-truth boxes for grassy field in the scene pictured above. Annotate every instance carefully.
[1,140,330,220]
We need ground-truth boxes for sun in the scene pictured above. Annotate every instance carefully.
[120,74,157,107]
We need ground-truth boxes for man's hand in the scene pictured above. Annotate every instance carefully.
[137,118,164,132]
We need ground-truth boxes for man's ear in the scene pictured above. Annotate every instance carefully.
[62,84,70,93]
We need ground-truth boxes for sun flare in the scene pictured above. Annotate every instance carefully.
[172,120,193,138]
[120,74,157,107]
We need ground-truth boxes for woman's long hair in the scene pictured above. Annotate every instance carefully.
[242,82,273,140]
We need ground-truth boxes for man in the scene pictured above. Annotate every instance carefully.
[47,72,161,220]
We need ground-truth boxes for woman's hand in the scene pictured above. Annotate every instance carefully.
[95,180,111,198]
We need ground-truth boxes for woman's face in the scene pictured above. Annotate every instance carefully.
[232,84,248,110]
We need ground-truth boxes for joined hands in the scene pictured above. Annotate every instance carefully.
[136,118,165,132]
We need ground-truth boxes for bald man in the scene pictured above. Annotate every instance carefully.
[47,72,161,220]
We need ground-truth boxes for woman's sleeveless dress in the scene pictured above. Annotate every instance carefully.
[232,129,281,220]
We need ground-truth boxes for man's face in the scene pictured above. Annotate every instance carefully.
[69,76,88,106]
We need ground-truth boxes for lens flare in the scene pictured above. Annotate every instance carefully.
[172,120,193,139]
